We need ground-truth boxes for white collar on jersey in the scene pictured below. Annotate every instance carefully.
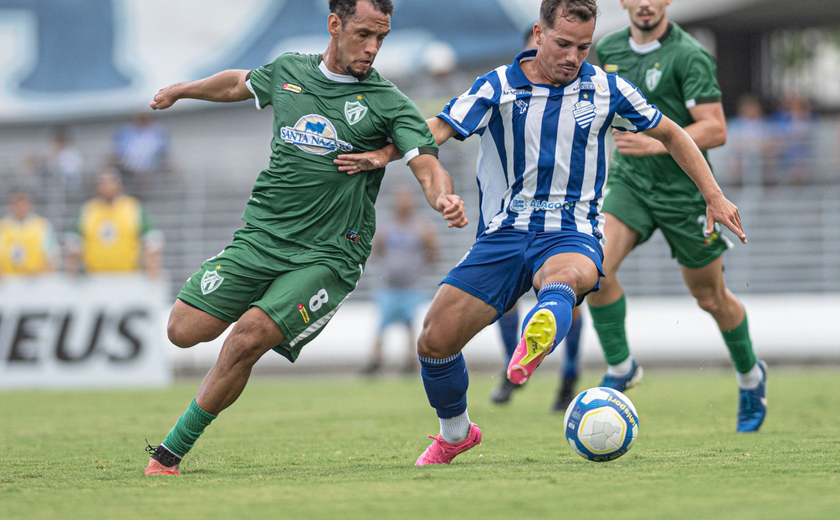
[318,60,359,83]
[628,38,662,55]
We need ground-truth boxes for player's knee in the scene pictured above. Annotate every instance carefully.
[694,292,725,315]
[417,326,455,359]
[221,329,265,367]
[221,319,277,367]
[167,321,199,349]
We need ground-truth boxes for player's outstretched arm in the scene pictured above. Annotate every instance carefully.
[334,116,461,174]
[645,116,747,244]
[408,154,468,229]
[150,70,252,110]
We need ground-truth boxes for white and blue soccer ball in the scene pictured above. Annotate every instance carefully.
[563,387,639,462]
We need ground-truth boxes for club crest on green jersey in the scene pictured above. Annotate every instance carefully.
[281,114,353,156]
[645,64,663,91]
[201,269,224,295]
[344,100,368,126]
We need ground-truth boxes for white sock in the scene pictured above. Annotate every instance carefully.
[608,357,634,377]
[440,410,470,443]
[737,363,762,389]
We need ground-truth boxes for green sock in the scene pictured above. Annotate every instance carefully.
[721,313,756,374]
[162,399,218,457]
[589,294,630,366]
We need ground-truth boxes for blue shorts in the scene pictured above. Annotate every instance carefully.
[442,229,604,319]
[376,288,426,331]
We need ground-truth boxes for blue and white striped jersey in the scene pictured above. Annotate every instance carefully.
[439,49,662,240]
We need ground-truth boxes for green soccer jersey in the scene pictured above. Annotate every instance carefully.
[597,23,722,201]
[243,53,437,264]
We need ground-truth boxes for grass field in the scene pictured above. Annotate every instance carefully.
[2,368,839,519]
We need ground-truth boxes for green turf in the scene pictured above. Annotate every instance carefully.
[2,368,839,519]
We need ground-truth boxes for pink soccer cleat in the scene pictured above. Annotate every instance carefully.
[415,423,483,466]
[506,309,557,385]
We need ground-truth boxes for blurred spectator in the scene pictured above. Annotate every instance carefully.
[65,171,163,277]
[727,94,768,186]
[363,188,438,375]
[43,128,84,192]
[111,112,169,194]
[0,189,58,277]
[768,94,816,185]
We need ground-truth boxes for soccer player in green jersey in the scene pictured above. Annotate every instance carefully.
[142,0,468,475]
[587,0,767,432]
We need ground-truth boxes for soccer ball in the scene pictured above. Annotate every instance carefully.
[563,387,639,462]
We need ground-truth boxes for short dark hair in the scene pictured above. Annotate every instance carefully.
[329,0,394,24]
[540,0,599,27]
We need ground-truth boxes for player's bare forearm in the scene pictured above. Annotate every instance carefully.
[427,117,460,146]
[408,155,468,228]
[647,117,746,243]
[334,144,400,174]
[150,70,252,110]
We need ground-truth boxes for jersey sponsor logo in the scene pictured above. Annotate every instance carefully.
[281,114,353,156]
[645,64,663,91]
[282,83,302,94]
[297,303,310,324]
[604,64,619,73]
[344,100,368,126]
[573,100,596,129]
[201,269,224,295]
[504,88,531,97]
[509,195,574,213]
[579,81,596,91]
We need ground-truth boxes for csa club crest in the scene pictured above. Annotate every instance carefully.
[201,270,224,295]
[344,100,368,125]
[573,100,596,129]
[645,65,662,91]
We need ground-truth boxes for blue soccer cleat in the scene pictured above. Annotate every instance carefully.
[737,360,768,433]
[599,359,643,392]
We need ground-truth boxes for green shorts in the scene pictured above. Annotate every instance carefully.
[178,224,363,362]
[602,178,732,269]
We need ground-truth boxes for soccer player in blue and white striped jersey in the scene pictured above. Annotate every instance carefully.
[337,0,746,466]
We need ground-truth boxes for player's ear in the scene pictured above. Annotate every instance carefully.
[327,13,342,38]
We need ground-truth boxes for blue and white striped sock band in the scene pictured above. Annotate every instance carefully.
[538,282,577,304]
[418,353,462,365]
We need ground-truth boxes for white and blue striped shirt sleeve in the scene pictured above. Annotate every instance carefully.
[438,75,499,140]
[610,75,663,133]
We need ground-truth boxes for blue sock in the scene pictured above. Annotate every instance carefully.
[521,283,576,355]
[563,314,583,379]
[419,353,469,419]
[497,309,520,363]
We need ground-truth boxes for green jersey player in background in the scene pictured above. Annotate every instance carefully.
[587,0,766,432]
[143,0,468,475]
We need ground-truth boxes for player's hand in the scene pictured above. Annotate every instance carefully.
[334,149,390,175]
[150,84,183,110]
[706,194,747,244]
[436,194,468,228]
[612,129,660,157]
